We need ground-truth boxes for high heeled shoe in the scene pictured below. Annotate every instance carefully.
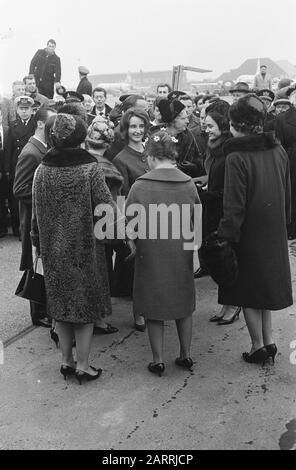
[175,357,194,371]
[60,364,76,380]
[242,347,268,366]
[148,362,165,377]
[217,307,241,325]
[75,366,102,385]
[265,343,278,364]
[50,328,59,348]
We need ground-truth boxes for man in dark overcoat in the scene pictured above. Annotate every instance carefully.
[29,39,61,99]
[4,96,35,235]
[13,105,56,326]
[76,66,92,96]
[0,105,10,237]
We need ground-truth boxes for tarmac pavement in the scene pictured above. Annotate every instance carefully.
[0,236,296,450]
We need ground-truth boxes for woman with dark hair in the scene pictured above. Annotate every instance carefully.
[157,98,204,177]
[31,113,116,383]
[126,130,202,376]
[112,108,150,330]
[218,94,292,364]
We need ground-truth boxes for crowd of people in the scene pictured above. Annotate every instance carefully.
[0,39,295,383]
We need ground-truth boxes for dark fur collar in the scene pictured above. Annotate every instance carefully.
[42,147,97,167]
[224,132,279,155]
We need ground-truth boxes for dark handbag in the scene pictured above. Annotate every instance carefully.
[15,257,46,305]
[200,232,239,287]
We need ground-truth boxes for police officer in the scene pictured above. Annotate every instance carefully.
[4,96,35,236]
[76,66,92,96]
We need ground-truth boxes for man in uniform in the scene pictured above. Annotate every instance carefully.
[76,66,92,96]
[29,39,61,99]
[4,96,35,236]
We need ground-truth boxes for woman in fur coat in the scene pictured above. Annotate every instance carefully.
[31,113,116,383]
[218,95,292,365]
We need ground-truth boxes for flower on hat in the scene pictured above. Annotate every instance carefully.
[153,136,160,142]
[171,136,178,143]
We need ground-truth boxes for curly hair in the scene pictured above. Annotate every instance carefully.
[146,130,178,161]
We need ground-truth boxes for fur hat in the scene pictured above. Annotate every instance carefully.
[86,115,115,149]
[158,99,185,123]
[229,94,266,134]
[52,113,87,148]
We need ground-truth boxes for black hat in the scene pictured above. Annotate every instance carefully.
[51,113,87,148]
[229,94,266,131]
[256,89,275,102]
[62,91,84,103]
[158,99,185,123]
[167,90,187,101]
[229,82,250,94]
[273,98,292,107]
[286,83,296,97]
[119,94,132,103]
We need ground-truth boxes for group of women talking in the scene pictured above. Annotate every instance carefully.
[31,90,292,384]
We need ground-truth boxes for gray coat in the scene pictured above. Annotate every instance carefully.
[31,147,114,323]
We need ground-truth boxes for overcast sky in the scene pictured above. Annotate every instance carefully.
[0,0,295,93]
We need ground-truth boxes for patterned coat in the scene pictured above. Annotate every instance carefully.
[31,147,114,323]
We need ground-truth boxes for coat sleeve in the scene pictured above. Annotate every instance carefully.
[13,150,39,204]
[55,56,61,83]
[30,171,40,254]
[217,153,247,243]
[285,156,291,225]
[29,50,40,75]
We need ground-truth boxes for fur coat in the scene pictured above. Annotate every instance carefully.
[31,147,114,323]
[217,132,292,310]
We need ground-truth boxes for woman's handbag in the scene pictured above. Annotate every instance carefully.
[15,257,46,305]
[200,232,239,287]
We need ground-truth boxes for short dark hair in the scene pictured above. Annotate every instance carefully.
[93,87,107,98]
[157,83,172,93]
[122,94,144,112]
[146,130,178,162]
[260,65,267,68]
[120,108,150,144]
[202,94,218,104]
[34,106,56,129]
[47,39,56,46]
[44,114,57,148]
[23,74,36,84]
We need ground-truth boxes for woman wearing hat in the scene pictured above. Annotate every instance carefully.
[112,107,150,330]
[217,94,292,365]
[157,98,204,177]
[31,113,116,383]
[126,130,202,376]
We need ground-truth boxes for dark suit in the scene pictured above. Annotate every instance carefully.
[91,103,112,118]
[29,49,61,99]
[76,76,92,96]
[4,116,35,233]
[0,125,9,234]
[13,136,47,323]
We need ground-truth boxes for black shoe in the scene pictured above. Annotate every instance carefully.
[175,357,194,371]
[93,323,119,335]
[194,267,208,279]
[75,366,102,385]
[265,343,278,364]
[209,314,225,322]
[60,364,76,380]
[217,307,241,325]
[242,347,268,366]
[148,362,165,377]
[33,318,52,328]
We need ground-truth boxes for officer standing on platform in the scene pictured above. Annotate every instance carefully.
[76,66,92,96]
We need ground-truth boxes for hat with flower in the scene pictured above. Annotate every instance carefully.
[86,115,115,149]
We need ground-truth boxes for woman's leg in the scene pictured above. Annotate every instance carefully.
[262,309,273,346]
[175,315,193,359]
[74,323,96,374]
[243,308,264,352]
[146,320,164,364]
[56,322,75,367]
